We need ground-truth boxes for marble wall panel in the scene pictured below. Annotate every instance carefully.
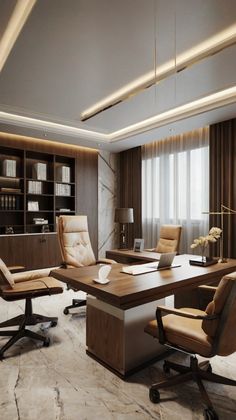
[98,151,119,258]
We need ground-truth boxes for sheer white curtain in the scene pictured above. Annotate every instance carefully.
[142,127,209,253]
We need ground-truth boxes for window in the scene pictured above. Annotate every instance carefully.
[142,128,209,253]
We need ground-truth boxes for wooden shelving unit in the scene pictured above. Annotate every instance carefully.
[0,146,76,235]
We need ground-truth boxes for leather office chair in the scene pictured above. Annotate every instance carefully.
[155,224,182,253]
[144,272,236,420]
[0,259,63,359]
[57,215,115,314]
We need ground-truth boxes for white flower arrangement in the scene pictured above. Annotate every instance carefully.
[190,227,222,258]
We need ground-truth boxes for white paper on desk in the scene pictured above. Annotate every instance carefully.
[93,265,111,284]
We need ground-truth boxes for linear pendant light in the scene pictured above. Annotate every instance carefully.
[80,24,236,122]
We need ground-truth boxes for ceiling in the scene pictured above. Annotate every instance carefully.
[0,0,235,152]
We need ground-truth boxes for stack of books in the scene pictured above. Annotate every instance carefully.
[56,183,71,196]
[28,180,42,194]
[3,159,16,177]
[33,163,47,180]
[0,187,21,193]
[33,218,48,225]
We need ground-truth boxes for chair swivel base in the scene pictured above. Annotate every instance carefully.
[149,356,236,420]
[63,299,86,315]
[0,297,57,359]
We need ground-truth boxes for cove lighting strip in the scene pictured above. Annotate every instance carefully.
[81,24,236,121]
[0,0,37,72]
[0,86,235,143]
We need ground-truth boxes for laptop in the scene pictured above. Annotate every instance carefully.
[121,252,179,275]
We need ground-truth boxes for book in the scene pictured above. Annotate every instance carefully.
[33,162,47,180]
[3,159,16,177]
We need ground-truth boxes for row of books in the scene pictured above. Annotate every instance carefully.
[0,195,20,210]
[56,183,71,196]
[0,187,21,193]
[32,163,47,180]
[28,180,42,194]
[57,165,71,183]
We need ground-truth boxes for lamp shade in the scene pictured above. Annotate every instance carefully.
[114,208,134,224]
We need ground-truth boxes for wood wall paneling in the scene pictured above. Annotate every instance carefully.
[119,147,142,248]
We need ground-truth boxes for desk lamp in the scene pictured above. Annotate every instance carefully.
[115,208,134,249]
[203,204,236,262]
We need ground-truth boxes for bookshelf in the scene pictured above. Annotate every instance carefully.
[0,146,76,235]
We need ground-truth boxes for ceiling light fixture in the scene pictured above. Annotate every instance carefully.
[0,0,36,72]
[80,24,236,121]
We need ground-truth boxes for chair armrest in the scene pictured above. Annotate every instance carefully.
[155,305,218,344]
[97,258,117,264]
[156,304,218,320]
[198,285,217,293]
[8,265,25,273]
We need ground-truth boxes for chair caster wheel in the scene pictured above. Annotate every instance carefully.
[149,388,160,404]
[63,308,69,315]
[204,408,219,420]
[43,337,50,347]
[163,361,170,373]
[50,320,57,328]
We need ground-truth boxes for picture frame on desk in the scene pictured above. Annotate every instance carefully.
[133,238,144,252]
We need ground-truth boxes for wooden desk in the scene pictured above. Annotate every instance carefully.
[51,255,236,377]
[106,248,161,264]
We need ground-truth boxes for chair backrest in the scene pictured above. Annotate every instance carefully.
[202,272,236,356]
[155,225,182,253]
[57,215,96,267]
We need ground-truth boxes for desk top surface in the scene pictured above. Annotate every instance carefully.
[51,255,236,309]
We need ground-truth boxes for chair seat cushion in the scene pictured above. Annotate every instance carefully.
[1,276,63,301]
[145,308,213,357]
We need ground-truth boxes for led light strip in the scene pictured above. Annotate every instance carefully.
[0,86,235,143]
[81,24,236,121]
[0,0,37,72]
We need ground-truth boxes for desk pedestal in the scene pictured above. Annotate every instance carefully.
[86,296,165,377]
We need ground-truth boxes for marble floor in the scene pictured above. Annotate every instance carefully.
[0,289,236,420]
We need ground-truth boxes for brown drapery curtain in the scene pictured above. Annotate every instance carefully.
[210,118,236,258]
[119,146,142,248]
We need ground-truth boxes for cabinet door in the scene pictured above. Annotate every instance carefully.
[24,234,61,270]
[0,236,26,267]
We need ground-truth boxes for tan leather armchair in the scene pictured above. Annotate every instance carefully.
[57,215,115,314]
[0,259,63,359]
[144,272,236,419]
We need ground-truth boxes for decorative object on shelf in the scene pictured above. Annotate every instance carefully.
[203,204,236,263]
[115,208,134,249]
[190,227,222,266]
[5,226,14,234]
[28,201,39,211]
[2,159,16,177]
[33,162,47,180]
[133,238,144,252]
[41,224,50,233]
